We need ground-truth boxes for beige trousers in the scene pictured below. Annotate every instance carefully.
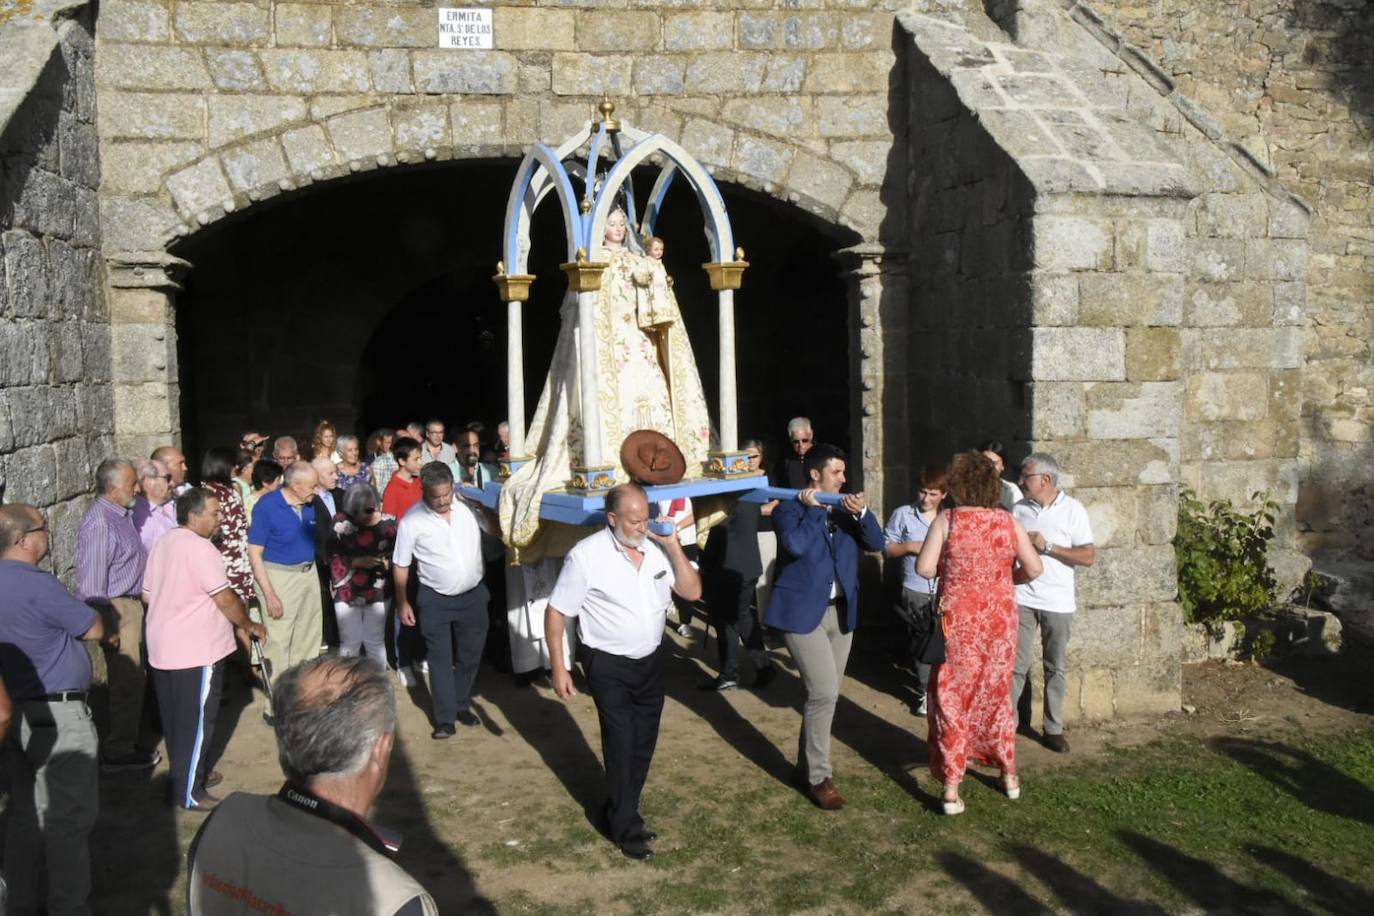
[258,563,324,714]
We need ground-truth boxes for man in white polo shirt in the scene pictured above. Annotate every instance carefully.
[1011,452,1095,753]
[392,462,497,740]
[545,483,701,862]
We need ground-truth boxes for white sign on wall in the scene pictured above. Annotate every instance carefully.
[438,8,493,49]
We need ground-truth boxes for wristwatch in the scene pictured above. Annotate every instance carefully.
[1040,541,1054,556]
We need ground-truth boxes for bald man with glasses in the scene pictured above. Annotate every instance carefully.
[0,504,107,916]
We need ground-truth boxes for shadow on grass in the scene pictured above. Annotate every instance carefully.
[1008,845,1166,915]
[1248,844,1374,914]
[373,734,496,913]
[1117,831,1306,914]
[1212,736,1374,825]
[936,851,1053,914]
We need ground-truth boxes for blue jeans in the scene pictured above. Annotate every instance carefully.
[416,583,489,726]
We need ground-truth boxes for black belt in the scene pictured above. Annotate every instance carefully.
[22,690,87,703]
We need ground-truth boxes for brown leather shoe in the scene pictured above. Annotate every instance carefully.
[808,777,847,811]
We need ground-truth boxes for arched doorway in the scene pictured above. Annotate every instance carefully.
[172,159,857,465]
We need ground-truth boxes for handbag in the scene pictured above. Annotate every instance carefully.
[913,510,953,665]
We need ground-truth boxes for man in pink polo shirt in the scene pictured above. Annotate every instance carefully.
[144,488,266,811]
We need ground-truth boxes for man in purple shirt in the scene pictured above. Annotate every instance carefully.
[75,457,158,772]
[132,457,177,552]
[0,503,107,916]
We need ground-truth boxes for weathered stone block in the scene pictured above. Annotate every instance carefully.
[11,170,76,241]
[111,323,175,383]
[817,94,888,138]
[685,53,768,94]
[98,45,210,91]
[1079,272,1183,327]
[174,2,270,46]
[552,54,631,96]
[576,12,659,52]
[782,13,839,50]
[335,6,430,48]
[1192,239,1245,282]
[208,95,306,147]
[166,157,232,217]
[664,12,734,51]
[362,49,412,95]
[786,151,851,213]
[720,97,810,139]
[1267,196,1310,240]
[2,444,58,506]
[450,100,506,150]
[1071,603,1144,665]
[310,96,375,122]
[1184,281,1270,327]
[206,49,265,91]
[1185,371,1269,422]
[732,135,794,187]
[761,55,808,93]
[99,91,205,141]
[496,8,575,51]
[632,57,685,96]
[1033,216,1112,271]
[98,196,181,251]
[1270,282,1305,326]
[99,0,172,43]
[682,118,734,168]
[2,231,48,320]
[537,100,591,145]
[413,51,516,94]
[1029,273,1078,326]
[1113,660,1182,716]
[1051,439,1176,488]
[1124,327,1180,382]
[1030,382,1085,438]
[391,102,449,152]
[76,382,115,435]
[1182,328,1302,372]
[221,139,291,195]
[1031,327,1124,381]
[839,189,885,236]
[842,12,893,49]
[0,319,39,386]
[737,13,777,49]
[260,50,371,94]
[1191,457,1299,506]
[804,52,896,93]
[1246,238,1308,281]
[1198,192,1266,239]
[1085,381,1182,439]
[114,381,178,435]
[279,124,337,178]
[276,3,333,47]
[81,323,113,382]
[1078,545,1176,606]
[829,140,891,186]
[1145,219,1186,273]
[326,108,393,162]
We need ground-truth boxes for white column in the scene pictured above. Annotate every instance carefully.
[717,288,737,452]
[576,289,604,466]
[506,299,526,455]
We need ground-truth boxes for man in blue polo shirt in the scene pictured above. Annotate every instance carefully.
[247,461,323,724]
[0,503,107,916]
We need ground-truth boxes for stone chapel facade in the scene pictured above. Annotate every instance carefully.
[2,0,1370,721]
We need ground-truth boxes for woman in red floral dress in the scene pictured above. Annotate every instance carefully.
[327,483,398,665]
[201,447,254,604]
[917,451,1044,814]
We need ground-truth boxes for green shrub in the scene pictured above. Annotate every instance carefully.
[1175,488,1279,625]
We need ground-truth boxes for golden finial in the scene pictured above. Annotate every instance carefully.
[496,260,506,275]
[577,247,587,263]
[598,96,620,133]
[735,247,745,261]
[580,197,591,214]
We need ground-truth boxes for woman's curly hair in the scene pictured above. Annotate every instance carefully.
[947,450,1001,509]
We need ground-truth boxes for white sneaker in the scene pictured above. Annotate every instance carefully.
[398,667,417,688]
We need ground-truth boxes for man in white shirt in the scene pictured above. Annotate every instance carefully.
[392,463,495,739]
[1011,452,1096,753]
[545,483,701,861]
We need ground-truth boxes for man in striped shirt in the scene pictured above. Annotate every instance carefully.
[75,458,159,772]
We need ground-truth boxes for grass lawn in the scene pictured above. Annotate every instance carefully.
[490,727,1374,914]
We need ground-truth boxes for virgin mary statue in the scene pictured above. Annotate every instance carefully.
[499,208,714,562]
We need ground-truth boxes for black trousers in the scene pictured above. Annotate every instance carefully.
[150,661,224,809]
[709,570,765,680]
[481,557,511,673]
[581,644,665,844]
[416,583,489,726]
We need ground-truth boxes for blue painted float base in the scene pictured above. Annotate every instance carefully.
[459,474,803,527]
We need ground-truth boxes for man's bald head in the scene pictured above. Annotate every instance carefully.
[0,504,45,558]
[151,446,188,486]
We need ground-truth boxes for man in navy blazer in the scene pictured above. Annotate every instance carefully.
[764,443,884,810]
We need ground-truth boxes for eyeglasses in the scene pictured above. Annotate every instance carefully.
[158,475,174,483]
[790,436,812,444]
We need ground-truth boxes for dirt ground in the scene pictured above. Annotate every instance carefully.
[48,627,1374,913]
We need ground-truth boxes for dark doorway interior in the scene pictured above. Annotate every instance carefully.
[174,158,855,467]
